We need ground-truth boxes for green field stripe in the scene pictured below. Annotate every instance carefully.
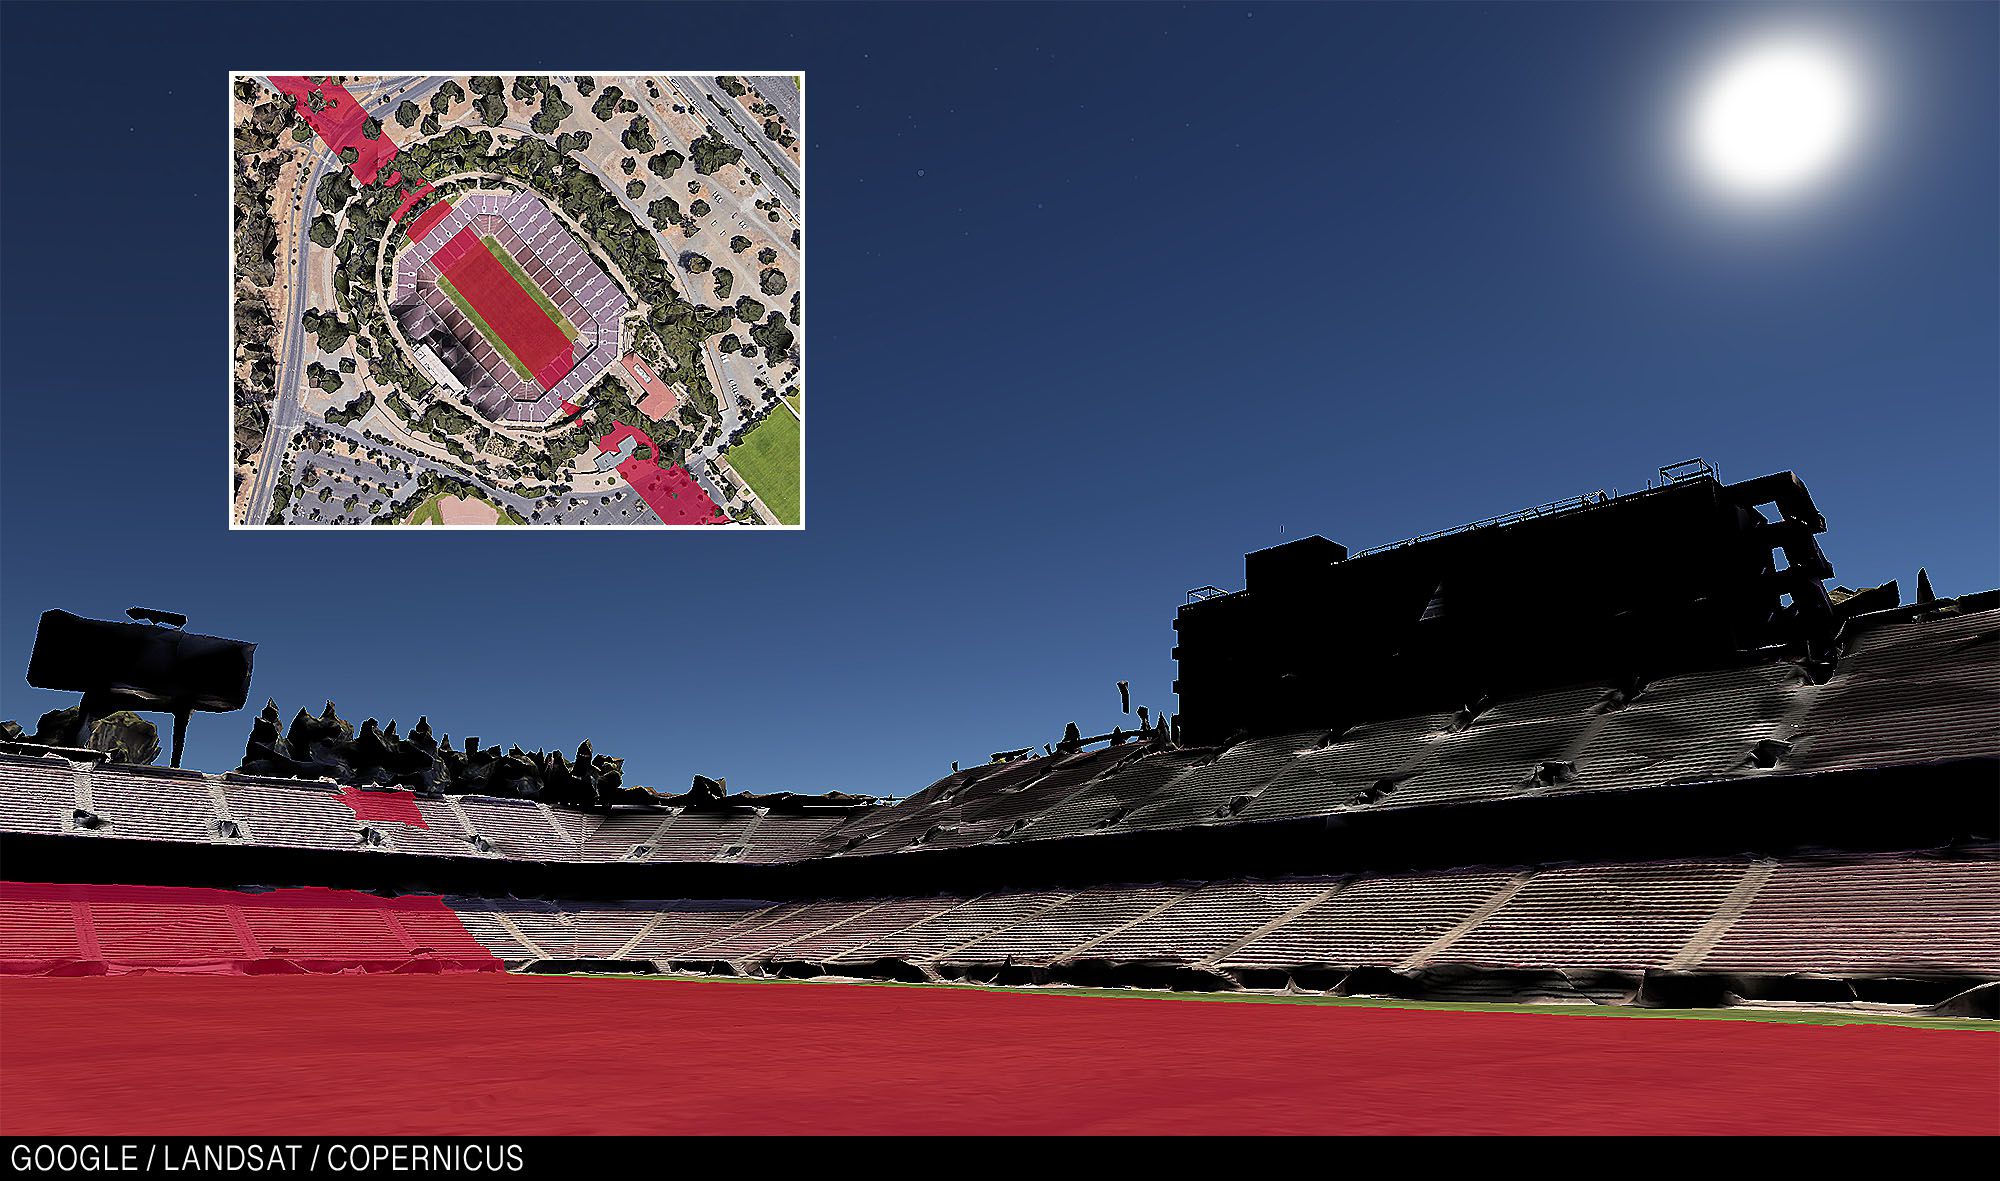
[437,274,536,384]
[726,403,801,524]
[402,493,445,526]
[556,973,2000,1031]
[482,235,578,341]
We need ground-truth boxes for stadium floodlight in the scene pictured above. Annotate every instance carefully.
[25,609,256,768]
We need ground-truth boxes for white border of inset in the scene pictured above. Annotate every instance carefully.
[226,69,805,531]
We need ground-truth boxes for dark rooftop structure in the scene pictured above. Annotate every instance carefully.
[1173,463,1834,745]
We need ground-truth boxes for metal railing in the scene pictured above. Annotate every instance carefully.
[1351,490,1615,558]
[1352,458,1722,560]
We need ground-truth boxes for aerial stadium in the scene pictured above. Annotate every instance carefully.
[390,189,632,425]
[1,463,1994,1135]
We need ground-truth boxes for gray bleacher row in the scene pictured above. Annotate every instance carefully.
[449,847,2000,996]
[0,756,862,865]
[820,606,1999,856]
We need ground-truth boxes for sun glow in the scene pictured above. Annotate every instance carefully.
[1683,33,1866,204]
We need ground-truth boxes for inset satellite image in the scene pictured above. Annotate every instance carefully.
[230,74,803,527]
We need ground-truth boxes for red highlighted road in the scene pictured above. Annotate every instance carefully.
[2,975,1993,1134]
[597,422,724,524]
[269,76,399,186]
[435,228,575,390]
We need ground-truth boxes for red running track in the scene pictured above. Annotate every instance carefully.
[435,228,576,390]
[1,974,1993,1134]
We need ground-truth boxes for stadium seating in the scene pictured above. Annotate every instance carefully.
[835,890,1073,965]
[1359,686,1609,812]
[1219,870,1520,972]
[1012,747,1215,841]
[677,897,884,966]
[456,796,579,860]
[0,881,502,974]
[938,884,1191,970]
[1240,713,1450,820]
[622,900,782,961]
[645,809,760,861]
[1437,861,1752,972]
[737,813,854,862]
[84,766,218,844]
[1698,853,2000,977]
[0,602,1993,1011]
[8,845,1990,1006]
[26,846,1943,1001]
[1787,609,2000,773]
[0,882,83,965]
[1115,731,1324,830]
[0,753,78,835]
[767,895,968,965]
[223,779,371,850]
[580,807,679,862]
[0,756,866,866]
[1074,878,1338,967]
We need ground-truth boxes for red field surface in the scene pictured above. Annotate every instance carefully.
[1,974,1992,1135]
[434,228,576,389]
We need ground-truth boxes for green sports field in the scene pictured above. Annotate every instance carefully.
[567,972,1997,1031]
[482,235,579,340]
[401,492,526,527]
[728,402,802,525]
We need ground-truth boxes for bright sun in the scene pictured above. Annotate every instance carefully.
[1683,34,1866,203]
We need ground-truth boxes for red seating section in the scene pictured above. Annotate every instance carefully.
[0,882,501,975]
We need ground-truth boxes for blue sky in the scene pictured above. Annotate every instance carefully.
[1,2,1994,794]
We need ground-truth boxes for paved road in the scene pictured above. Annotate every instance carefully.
[244,76,441,525]
[744,75,802,144]
[312,417,660,526]
[660,75,800,219]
